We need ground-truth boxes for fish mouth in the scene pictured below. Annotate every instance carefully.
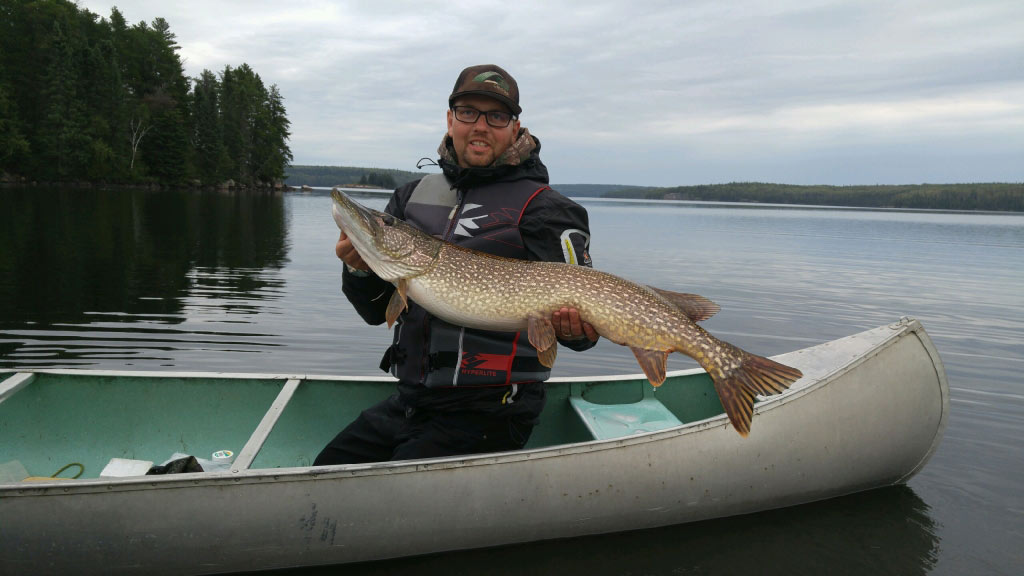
[331,189,381,238]
[330,188,433,282]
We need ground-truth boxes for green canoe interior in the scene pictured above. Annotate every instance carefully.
[0,370,723,480]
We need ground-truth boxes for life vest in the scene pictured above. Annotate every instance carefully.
[383,173,551,388]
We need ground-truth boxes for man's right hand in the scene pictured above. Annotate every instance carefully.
[336,231,370,271]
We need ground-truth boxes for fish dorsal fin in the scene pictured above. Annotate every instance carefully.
[630,347,668,386]
[385,279,410,328]
[647,287,720,322]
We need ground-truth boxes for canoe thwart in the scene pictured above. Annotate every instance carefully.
[0,372,36,405]
[232,378,303,472]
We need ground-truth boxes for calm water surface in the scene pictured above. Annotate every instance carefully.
[1,187,1022,575]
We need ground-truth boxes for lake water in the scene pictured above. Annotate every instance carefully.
[1,187,1022,575]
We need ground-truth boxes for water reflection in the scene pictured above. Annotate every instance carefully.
[263,486,938,576]
[0,187,289,367]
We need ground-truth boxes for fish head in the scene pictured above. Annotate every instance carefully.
[331,189,440,280]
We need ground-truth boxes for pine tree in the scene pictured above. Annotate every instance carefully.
[143,104,188,183]
[0,74,30,174]
[40,20,90,178]
[251,84,292,184]
[221,63,267,185]
[81,39,127,179]
[191,70,225,184]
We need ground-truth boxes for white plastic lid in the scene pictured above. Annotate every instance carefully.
[212,450,234,462]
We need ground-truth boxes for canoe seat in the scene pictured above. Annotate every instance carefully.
[569,383,682,440]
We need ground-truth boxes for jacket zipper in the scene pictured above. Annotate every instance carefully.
[441,188,465,241]
[422,187,464,385]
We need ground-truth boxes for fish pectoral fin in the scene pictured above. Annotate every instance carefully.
[630,347,669,387]
[527,315,557,352]
[385,292,403,328]
[647,287,720,322]
[384,279,410,328]
[537,343,558,368]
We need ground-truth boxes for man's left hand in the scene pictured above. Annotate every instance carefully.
[552,307,599,342]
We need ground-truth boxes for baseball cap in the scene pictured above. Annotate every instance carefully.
[448,64,521,116]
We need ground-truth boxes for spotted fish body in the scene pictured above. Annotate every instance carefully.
[414,250,704,348]
[332,189,802,436]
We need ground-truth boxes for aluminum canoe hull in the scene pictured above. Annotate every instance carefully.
[0,318,948,575]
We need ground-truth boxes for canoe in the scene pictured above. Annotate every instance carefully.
[0,317,948,575]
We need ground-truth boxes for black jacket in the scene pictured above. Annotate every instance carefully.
[342,136,595,417]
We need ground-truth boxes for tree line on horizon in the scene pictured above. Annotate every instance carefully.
[0,0,292,186]
[284,165,1023,211]
[605,182,1024,212]
[285,165,424,188]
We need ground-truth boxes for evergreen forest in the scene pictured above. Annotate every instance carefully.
[0,0,292,187]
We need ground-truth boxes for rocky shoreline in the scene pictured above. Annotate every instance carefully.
[1,173,293,192]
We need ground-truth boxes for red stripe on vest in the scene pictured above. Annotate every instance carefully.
[506,332,520,385]
[516,186,551,226]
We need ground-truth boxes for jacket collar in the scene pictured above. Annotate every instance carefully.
[437,129,549,189]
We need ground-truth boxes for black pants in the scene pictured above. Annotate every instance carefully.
[313,394,536,465]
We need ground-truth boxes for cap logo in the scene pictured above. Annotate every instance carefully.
[472,71,510,96]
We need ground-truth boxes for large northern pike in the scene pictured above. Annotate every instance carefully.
[331,189,802,436]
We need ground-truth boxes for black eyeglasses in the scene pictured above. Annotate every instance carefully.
[451,106,515,128]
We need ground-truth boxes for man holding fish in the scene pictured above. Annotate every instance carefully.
[315,64,598,464]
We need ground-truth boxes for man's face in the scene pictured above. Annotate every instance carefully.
[446,95,521,168]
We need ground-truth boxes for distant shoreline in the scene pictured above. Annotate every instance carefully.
[5,173,1021,212]
[591,181,1024,213]
[0,179,289,192]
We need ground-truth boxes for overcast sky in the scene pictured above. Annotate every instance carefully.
[80,0,1023,186]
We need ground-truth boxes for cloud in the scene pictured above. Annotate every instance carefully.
[79,0,1024,184]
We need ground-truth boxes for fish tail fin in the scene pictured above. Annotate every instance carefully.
[706,347,803,437]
